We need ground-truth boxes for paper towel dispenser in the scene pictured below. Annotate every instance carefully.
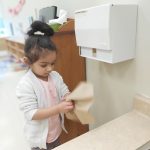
[75,4,138,63]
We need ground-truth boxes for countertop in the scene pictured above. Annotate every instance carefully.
[54,94,150,150]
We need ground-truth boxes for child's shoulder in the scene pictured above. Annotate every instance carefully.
[17,70,33,85]
[50,71,63,79]
[50,71,61,76]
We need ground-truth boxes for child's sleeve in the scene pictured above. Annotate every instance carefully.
[16,80,38,121]
[54,71,70,100]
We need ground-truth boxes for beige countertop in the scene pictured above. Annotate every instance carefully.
[54,94,150,150]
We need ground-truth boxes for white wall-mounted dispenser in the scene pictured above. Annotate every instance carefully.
[75,4,138,63]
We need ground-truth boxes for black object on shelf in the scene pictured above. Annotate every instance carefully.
[39,6,58,23]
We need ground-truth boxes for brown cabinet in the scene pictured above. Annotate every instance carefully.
[4,20,88,143]
[52,20,88,143]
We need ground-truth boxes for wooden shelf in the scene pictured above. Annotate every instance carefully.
[5,38,24,59]
[58,19,75,33]
[0,38,8,50]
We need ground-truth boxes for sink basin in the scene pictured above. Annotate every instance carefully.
[137,141,150,150]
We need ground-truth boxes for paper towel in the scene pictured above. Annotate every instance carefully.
[65,82,95,124]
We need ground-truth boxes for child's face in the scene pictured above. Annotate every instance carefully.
[30,51,56,80]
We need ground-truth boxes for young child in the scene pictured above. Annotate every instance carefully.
[16,21,74,150]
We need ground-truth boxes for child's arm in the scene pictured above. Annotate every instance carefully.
[16,78,73,121]
[32,100,74,120]
[53,71,70,99]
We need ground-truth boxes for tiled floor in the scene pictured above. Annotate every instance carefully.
[0,51,30,150]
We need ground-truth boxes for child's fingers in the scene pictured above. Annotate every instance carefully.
[68,102,75,108]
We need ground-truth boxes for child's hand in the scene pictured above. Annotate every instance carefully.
[58,101,74,113]
[61,93,70,101]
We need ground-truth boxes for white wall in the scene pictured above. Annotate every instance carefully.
[87,0,150,129]
[1,0,150,130]
[0,0,100,35]
[135,1,150,95]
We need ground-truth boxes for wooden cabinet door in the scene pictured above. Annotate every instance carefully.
[52,24,89,143]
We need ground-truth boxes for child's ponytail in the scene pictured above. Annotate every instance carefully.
[27,20,54,36]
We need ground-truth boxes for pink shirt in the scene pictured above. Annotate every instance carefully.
[39,76,62,143]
